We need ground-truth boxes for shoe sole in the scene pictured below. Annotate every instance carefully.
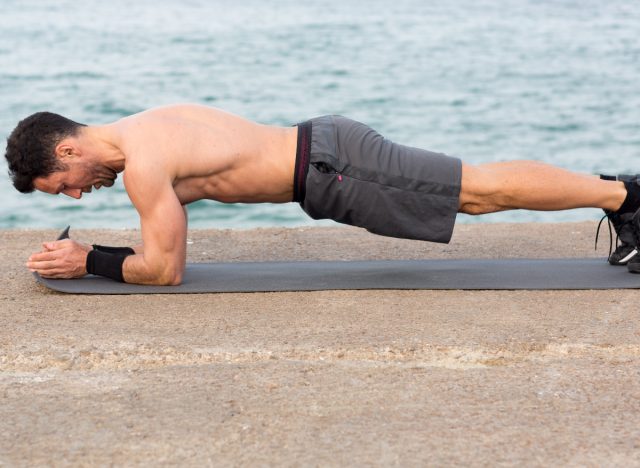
[628,262,640,273]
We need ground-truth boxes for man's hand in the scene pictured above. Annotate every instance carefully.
[26,239,93,279]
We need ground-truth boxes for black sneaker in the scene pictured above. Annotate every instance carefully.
[597,174,640,265]
[627,209,640,274]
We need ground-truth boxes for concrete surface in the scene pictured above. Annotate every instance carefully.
[1,222,639,466]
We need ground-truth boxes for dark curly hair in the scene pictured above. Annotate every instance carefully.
[5,112,86,193]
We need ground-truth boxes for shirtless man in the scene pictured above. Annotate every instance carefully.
[5,104,640,285]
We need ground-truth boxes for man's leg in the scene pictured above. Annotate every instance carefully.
[458,160,628,215]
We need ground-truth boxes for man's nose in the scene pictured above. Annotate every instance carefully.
[62,188,82,199]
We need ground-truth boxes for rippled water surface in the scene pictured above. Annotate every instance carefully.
[1,0,639,229]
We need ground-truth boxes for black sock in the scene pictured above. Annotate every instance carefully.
[618,180,640,214]
[600,174,616,181]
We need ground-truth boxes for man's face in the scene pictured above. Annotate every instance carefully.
[33,161,117,199]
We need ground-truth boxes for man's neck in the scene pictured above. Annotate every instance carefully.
[79,125,126,172]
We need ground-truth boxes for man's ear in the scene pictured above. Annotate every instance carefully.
[55,140,78,161]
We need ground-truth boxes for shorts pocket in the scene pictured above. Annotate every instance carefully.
[309,152,344,174]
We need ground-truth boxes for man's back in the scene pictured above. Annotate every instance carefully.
[116,104,298,204]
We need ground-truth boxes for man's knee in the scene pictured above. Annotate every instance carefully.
[458,163,504,215]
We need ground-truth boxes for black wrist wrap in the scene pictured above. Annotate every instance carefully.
[86,249,133,283]
[92,245,136,256]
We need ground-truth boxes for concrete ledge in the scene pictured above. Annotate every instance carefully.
[1,222,639,465]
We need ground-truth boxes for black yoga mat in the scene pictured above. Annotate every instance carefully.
[33,258,639,294]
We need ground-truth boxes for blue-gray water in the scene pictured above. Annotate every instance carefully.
[1,0,639,230]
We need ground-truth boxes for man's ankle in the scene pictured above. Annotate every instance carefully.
[600,174,640,214]
[616,180,639,214]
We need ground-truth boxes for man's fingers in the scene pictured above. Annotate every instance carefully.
[42,240,70,251]
[40,270,67,278]
[34,265,81,279]
[31,240,74,260]
[28,250,59,262]
[27,259,60,271]
[38,269,66,278]
[27,238,88,279]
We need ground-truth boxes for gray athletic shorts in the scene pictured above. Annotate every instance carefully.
[293,115,462,243]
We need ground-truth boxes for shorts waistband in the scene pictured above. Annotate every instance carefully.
[293,120,312,203]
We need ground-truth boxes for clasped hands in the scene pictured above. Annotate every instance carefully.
[26,239,93,279]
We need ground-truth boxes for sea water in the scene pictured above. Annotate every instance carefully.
[1,0,638,230]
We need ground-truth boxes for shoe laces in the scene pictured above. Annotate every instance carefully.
[595,213,616,260]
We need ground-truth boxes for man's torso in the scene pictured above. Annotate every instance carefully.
[114,104,298,205]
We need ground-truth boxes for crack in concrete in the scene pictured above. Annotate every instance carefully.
[1,343,639,373]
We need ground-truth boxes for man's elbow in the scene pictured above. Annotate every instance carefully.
[123,256,184,286]
[162,269,183,286]
[151,266,183,286]
[168,271,183,286]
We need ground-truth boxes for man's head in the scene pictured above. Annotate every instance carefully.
[5,112,87,194]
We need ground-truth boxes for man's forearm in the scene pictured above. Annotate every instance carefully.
[122,253,183,286]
